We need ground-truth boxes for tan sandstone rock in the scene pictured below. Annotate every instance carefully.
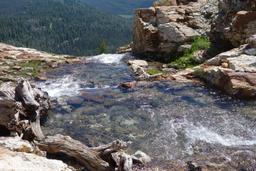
[0,147,73,171]
[195,43,256,98]
[132,0,217,60]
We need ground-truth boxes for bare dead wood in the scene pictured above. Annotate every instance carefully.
[0,100,17,124]
[30,111,45,140]
[15,80,40,112]
[0,80,50,140]
[15,80,46,140]
[36,134,129,171]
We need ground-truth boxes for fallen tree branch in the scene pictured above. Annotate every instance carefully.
[37,134,130,171]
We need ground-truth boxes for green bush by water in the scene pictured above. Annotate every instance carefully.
[169,36,211,69]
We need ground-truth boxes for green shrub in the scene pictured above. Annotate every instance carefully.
[169,36,210,69]
[190,36,211,52]
[169,53,198,69]
[98,40,108,54]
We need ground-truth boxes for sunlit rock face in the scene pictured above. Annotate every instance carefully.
[194,41,256,98]
[132,0,218,61]
[0,136,72,171]
[211,0,256,47]
[0,147,73,171]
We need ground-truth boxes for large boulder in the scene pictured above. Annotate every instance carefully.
[0,137,34,153]
[0,147,73,171]
[211,0,256,47]
[194,42,256,98]
[132,0,218,61]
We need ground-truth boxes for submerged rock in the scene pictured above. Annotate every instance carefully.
[67,96,84,106]
[120,81,137,89]
[133,151,151,165]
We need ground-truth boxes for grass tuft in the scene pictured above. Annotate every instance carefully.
[147,68,162,75]
[169,36,211,69]
[20,60,42,77]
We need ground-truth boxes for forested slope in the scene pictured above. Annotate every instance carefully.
[0,0,132,55]
[83,0,154,15]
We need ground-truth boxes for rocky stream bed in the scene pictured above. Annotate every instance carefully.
[0,0,256,169]
[34,53,256,170]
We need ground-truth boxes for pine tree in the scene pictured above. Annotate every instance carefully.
[98,40,108,54]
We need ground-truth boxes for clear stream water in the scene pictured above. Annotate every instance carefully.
[37,53,256,166]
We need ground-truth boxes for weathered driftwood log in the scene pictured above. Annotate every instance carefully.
[15,80,40,112]
[37,134,130,171]
[0,80,50,140]
[0,82,20,135]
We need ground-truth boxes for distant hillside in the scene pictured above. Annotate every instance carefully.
[0,0,132,55]
[83,0,154,15]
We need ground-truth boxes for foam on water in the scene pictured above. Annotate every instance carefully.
[146,113,256,160]
[38,75,82,97]
[86,53,128,64]
[187,125,256,146]
[38,75,118,98]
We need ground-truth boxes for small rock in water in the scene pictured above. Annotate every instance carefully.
[248,34,256,48]
[80,92,104,103]
[48,62,58,68]
[187,161,201,171]
[221,62,229,68]
[35,75,47,81]
[120,119,137,127]
[133,150,151,165]
[67,97,84,106]
[128,60,148,67]
[120,81,137,89]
